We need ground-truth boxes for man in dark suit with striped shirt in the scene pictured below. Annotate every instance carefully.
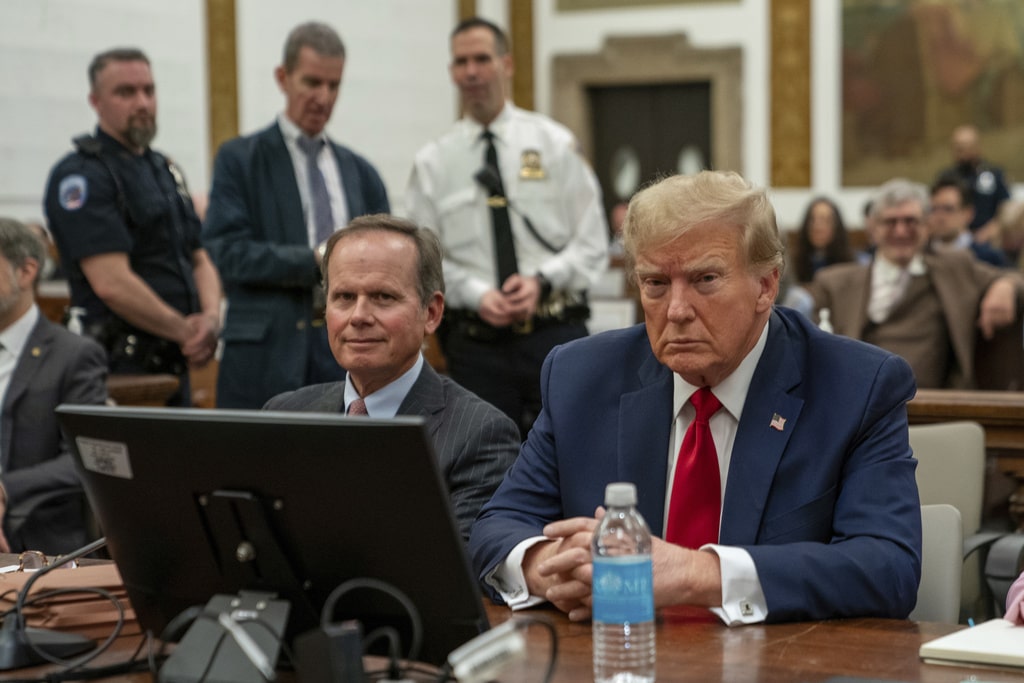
[265,214,519,541]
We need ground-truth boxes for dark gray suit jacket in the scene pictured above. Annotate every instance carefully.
[264,363,520,541]
[1,315,108,553]
[204,123,390,409]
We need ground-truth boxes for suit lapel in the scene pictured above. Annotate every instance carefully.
[2,318,52,469]
[843,266,872,338]
[397,364,443,437]
[926,253,975,383]
[720,311,805,545]
[619,350,674,536]
[262,126,306,244]
[331,144,364,219]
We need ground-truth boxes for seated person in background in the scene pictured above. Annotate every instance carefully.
[0,218,108,554]
[936,124,1011,246]
[265,215,520,541]
[789,197,853,283]
[856,199,877,265]
[928,174,1010,267]
[470,171,922,624]
[804,178,1023,389]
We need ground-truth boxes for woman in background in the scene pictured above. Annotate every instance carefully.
[791,197,854,283]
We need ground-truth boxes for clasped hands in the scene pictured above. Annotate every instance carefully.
[477,275,543,328]
[522,508,723,622]
[180,312,220,368]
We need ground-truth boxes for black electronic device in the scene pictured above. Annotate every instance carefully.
[56,405,490,665]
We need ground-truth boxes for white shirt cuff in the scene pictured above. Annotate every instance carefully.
[704,544,768,625]
[483,536,550,610]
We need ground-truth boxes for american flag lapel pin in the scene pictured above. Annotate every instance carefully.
[770,413,786,431]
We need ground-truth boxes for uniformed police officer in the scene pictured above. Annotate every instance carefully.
[43,47,221,405]
[406,18,608,438]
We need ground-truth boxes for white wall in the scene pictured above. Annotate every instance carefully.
[0,0,208,222]
[234,0,456,211]
[2,0,1019,232]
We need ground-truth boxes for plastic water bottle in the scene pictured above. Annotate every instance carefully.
[67,307,86,335]
[817,307,833,334]
[592,482,656,683]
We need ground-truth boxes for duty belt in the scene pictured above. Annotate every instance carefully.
[446,291,589,341]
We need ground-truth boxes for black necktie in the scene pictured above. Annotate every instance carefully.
[482,129,519,285]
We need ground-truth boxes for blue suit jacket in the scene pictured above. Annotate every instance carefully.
[469,307,922,621]
[203,123,389,408]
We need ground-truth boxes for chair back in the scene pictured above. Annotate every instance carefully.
[909,420,984,533]
[912,503,963,623]
[909,420,985,621]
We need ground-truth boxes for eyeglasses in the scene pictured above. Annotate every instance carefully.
[15,550,77,572]
[929,204,961,214]
[880,215,923,230]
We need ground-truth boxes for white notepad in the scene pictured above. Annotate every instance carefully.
[919,618,1024,668]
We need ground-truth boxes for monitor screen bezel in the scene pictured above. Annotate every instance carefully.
[56,404,490,665]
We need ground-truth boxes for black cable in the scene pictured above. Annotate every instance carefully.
[14,586,125,670]
[320,578,423,662]
[361,626,402,680]
[193,627,229,683]
[525,616,559,683]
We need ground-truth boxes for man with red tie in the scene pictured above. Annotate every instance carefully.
[469,171,922,624]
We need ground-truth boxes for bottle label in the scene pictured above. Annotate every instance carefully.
[592,555,654,623]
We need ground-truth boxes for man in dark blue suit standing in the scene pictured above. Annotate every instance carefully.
[204,22,389,408]
[470,171,922,624]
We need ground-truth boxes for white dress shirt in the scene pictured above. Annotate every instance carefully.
[277,114,350,247]
[867,254,927,323]
[342,354,424,418]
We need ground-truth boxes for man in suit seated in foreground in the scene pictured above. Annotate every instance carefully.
[0,218,108,554]
[265,214,520,541]
[469,171,922,624]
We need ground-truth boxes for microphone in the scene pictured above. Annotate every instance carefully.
[0,537,107,670]
[473,168,563,254]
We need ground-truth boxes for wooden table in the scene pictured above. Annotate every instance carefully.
[106,374,180,407]
[8,602,1024,682]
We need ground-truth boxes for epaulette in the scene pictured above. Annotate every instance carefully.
[73,134,103,156]
[70,134,128,218]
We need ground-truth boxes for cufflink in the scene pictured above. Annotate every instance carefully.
[740,600,754,617]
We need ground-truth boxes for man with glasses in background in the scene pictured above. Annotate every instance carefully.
[927,174,1010,267]
[803,178,1023,389]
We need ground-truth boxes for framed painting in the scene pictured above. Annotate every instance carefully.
[842,0,1024,186]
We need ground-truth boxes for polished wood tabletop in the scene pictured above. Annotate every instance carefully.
[486,605,1024,682]
[10,602,1024,682]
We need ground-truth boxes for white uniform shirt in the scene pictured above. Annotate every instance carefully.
[406,103,609,310]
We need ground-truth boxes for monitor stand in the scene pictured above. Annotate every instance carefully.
[199,489,317,635]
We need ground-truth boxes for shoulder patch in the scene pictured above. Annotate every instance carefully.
[58,174,88,211]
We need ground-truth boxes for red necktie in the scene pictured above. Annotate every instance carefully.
[665,387,723,548]
[348,398,368,415]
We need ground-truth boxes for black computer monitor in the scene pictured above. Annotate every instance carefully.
[56,404,490,665]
